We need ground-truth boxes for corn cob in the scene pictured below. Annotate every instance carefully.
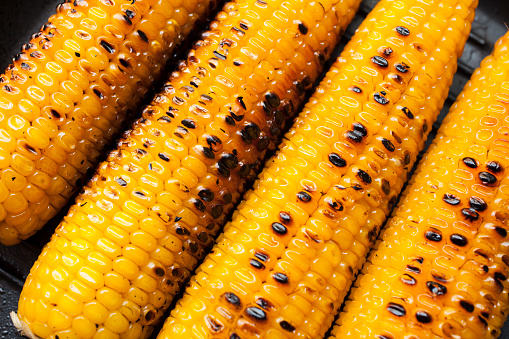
[160,0,477,338]
[0,0,220,246]
[332,31,509,339]
[12,0,361,337]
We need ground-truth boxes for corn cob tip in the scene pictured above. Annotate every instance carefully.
[10,312,40,339]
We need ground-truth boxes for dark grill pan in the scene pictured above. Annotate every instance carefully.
[0,0,508,338]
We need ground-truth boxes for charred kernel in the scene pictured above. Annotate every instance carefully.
[295,80,305,96]
[346,130,364,143]
[460,300,474,313]
[395,26,410,36]
[193,199,206,212]
[158,153,170,162]
[198,189,215,202]
[328,199,344,212]
[487,161,503,173]
[443,193,461,205]
[479,171,497,185]
[211,205,223,219]
[280,320,295,332]
[279,212,292,225]
[249,259,265,270]
[483,265,489,273]
[450,234,468,247]
[381,179,391,195]
[401,274,416,285]
[137,30,149,43]
[297,191,312,202]
[496,227,507,237]
[257,136,270,151]
[240,130,252,144]
[100,40,115,54]
[197,232,208,243]
[158,116,172,123]
[202,147,215,159]
[255,298,273,310]
[373,92,389,105]
[273,272,289,284]
[395,63,409,73]
[125,9,135,18]
[217,162,230,177]
[401,107,414,119]
[181,119,196,129]
[479,316,488,327]
[349,86,362,93]
[469,196,487,211]
[230,334,241,339]
[245,307,266,321]
[220,154,239,169]
[245,122,260,139]
[237,96,246,110]
[379,46,393,57]
[223,292,241,308]
[371,56,389,68]
[231,112,244,122]
[462,157,478,168]
[329,153,347,167]
[298,22,308,35]
[425,230,442,242]
[415,311,432,323]
[462,208,479,222]
[376,336,393,339]
[427,281,447,296]
[254,251,269,262]
[239,164,250,178]
[357,169,372,184]
[225,116,235,126]
[265,91,280,108]
[175,226,190,236]
[116,178,127,187]
[387,303,406,317]
[382,139,395,152]
[271,222,288,235]
[406,265,421,274]
[495,272,507,281]
[353,122,367,137]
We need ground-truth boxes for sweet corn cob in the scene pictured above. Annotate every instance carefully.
[160,0,477,338]
[332,31,509,339]
[12,0,361,337]
[0,0,220,246]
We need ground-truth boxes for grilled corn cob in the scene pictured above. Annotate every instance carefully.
[12,0,361,337]
[160,0,477,338]
[333,31,509,339]
[0,0,220,246]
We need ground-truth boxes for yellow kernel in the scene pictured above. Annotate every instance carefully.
[58,293,83,317]
[72,316,96,339]
[104,311,130,334]
[78,266,105,289]
[104,271,130,294]
[4,192,28,214]
[83,300,109,324]
[122,245,150,267]
[96,287,123,311]
[112,256,139,280]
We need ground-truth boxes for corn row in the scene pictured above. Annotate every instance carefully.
[333,31,509,339]
[0,0,220,245]
[13,0,361,338]
[161,0,476,338]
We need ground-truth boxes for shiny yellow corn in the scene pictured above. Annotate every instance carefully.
[0,0,220,246]
[160,0,477,338]
[13,0,361,337]
[332,31,509,339]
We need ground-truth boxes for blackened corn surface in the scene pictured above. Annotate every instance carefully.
[333,30,509,339]
[13,0,360,337]
[0,0,220,246]
[161,0,476,338]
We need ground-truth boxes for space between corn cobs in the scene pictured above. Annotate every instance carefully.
[332,30,509,339]
[158,0,477,338]
[0,0,223,246]
[12,0,363,338]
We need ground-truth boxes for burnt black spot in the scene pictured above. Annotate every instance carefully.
[460,300,474,313]
[346,130,363,143]
[381,139,395,152]
[401,274,416,285]
[427,281,447,296]
[280,320,295,332]
[245,122,260,139]
[220,153,238,169]
[396,26,410,36]
[271,222,287,235]
[479,315,488,327]
[425,230,442,242]
[50,109,61,119]
[239,163,250,178]
[415,257,424,264]
[376,336,393,339]
[450,234,468,247]
[395,63,409,73]
[137,30,149,43]
[469,196,487,211]
[353,122,367,137]
[298,22,308,35]
[75,52,81,58]
[217,162,230,178]
[236,96,246,110]
[254,251,269,262]
[463,157,478,168]
[198,189,215,202]
[350,86,362,93]
[415,311,432,323]
[443,193,460,205]
[371,56,389,68]
[279,212,292,225]
[479,171,497,186]
[100,40,115,53]
[245,307,266,321]
[328,199,344,212]
[374,92,389,105]
[297,191,312,202]
[213,51,227,60]
[387,302,406,317]
[406,265,421,274]
[239,22,249,30]
[265,91,280,108]
[223,292,241,308]
[158,116,172,123]
[211,205,223,219]
[496,227,507,238]
[250,259,265,270]
[125,9,135,18]
[158,153,170,162]
[256,298,273,310]
[174,216,182,222]
[357,169,372,184]
[122,14,133,25]
[230,334,241,339]
[483,265,489,273]
[401,107,414,119]
[487,161,503,173]
[193,199,206,212]
[462,208,479,222]
[273,272,289,284]
[202,147,215,160]
[181,119,196,129]
[328,153,347,167]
